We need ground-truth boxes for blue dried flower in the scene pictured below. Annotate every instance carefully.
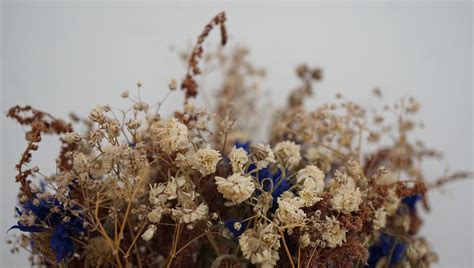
[402,194,422,211]
[10,196,84,262]
[366,233,407,268]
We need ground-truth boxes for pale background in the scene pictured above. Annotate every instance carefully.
[1,1,472,267]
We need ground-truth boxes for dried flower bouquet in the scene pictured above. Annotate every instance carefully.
[6,11,471,268]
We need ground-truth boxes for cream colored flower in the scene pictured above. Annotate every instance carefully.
[89,106,105,123]
[187,145,222,176]
[330,185,363,214]
[299,232,311,248]
[321,216,346,248]
[239,223,281,268]
[296,165,325,206]
[172,202,208,223]
[151,118,189,154]
[73,153,89,173]
[373,208,387,230]
[63,132,81,144]
[274,141,302,168]
[250,143,276,170]
[215,173,255,204]
[141,225,157,241]
[275,192,306,226]
[147,208,164,223]
[228,146,249,173]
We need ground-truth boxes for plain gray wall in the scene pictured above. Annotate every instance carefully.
[1,2,472,267]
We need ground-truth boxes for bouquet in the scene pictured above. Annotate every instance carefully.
[6,11,471,268]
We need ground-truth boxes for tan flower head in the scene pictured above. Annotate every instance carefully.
[215,173,255,204]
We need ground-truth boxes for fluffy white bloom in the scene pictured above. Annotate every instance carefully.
[330,185,363,214]
[376,167,397,185]
[384,188,401,215]
[250,143,276,170]
[187,145,222,176]
[151,118,189,154]
[63,132,81,144]
[147,208,164,223]
[73,153,89,173]
[215,173,255,204]
[296,165,325,206]
[299,232,311,248]
[148,176,187,206]
[273,141,302,168]
[373,208,387,230]
[172,202,208,223]
[89,106,105,122]
[228,146,249,173]
[239,223,281,268]
[141,225,157,241]
[275,192,306,226]
[321,216,346,248]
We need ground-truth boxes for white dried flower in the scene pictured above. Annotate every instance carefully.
[147,208,164,223]
[239,223,281,268]
[373,208,387,230]
[273,141,302,168]
[63,132,81,144]
[321,216,346,248]
[187,145,221,176]
[233,222,242,231]
[89,106,105,123]
[73,153,89,173]
[172,202,208,224]
[296,165,325,206]
[228,146,249,173]
[330,184,363,214]
[121,90,129,98]
[127,120,141,130]
[168,78,177,91]
[151,118,189,154]
[250,143,276,170]
[299,232,311,248]
[141,224,157,241]
[275,192,306,226]
[215,173,255,204]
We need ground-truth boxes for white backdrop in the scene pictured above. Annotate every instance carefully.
[1,2,472,267]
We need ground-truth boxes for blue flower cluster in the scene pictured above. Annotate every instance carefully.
[10,196,84,262]
[366,233,407,268]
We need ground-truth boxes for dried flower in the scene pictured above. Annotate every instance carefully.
[228,146,249,173]
[150,118,189,154]
[239,223,281,267]
[141,225,157,241]
[273,141,301,168]
[187,145,222,176]
[320,216,346,248]
[250,143,276,170]
[275,192,306,226]
[296,165,325,206]
[215,173,255,204]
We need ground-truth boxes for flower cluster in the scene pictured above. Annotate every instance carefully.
[6,11,468,268]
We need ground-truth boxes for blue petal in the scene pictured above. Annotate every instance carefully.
[234,140,251,154]
[402,195,422,210]
[50,224,74,262]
